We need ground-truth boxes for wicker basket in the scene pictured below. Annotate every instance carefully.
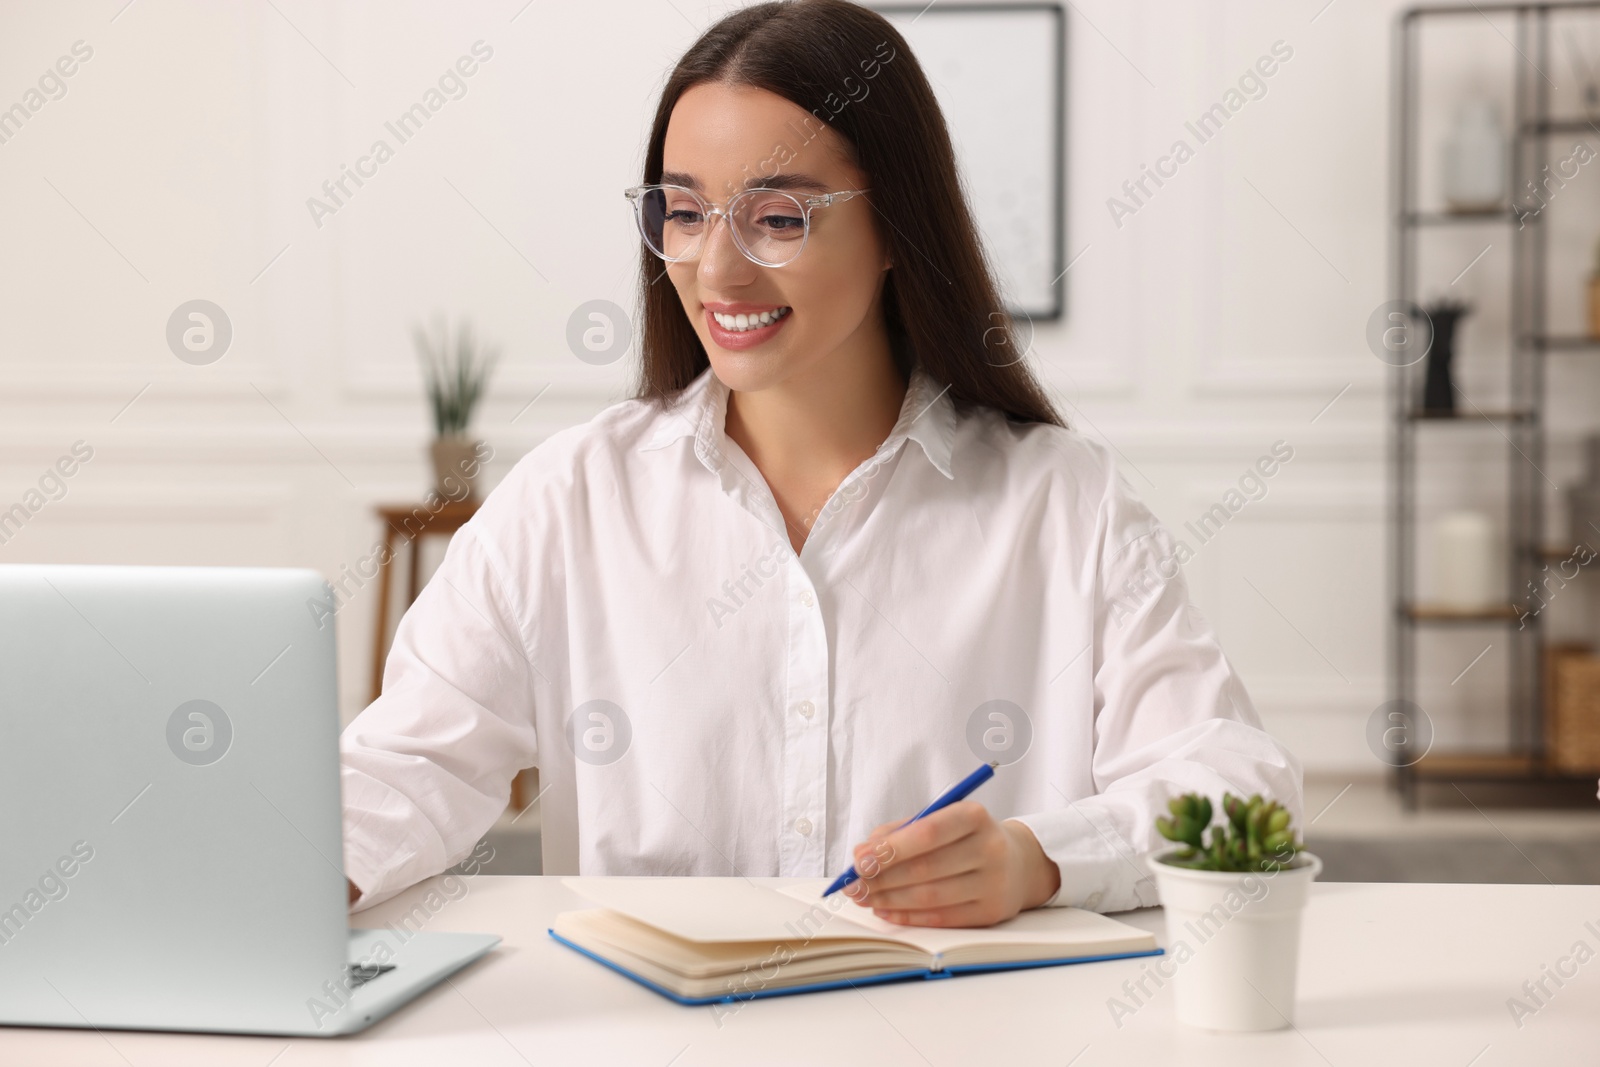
[1545,643,1600,773]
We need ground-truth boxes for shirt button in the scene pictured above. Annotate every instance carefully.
[794,817,813,836]
[799,590,814,608]
[796,700,815,719]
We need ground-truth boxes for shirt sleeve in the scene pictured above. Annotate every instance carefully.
[340,521,540,912]
[1009,453,1304,914]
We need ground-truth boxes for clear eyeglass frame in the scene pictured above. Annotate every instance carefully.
[623,183,870,268]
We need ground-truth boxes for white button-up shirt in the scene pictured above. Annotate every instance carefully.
[340,366,1303,913]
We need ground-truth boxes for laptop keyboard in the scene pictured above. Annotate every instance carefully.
[347,963,396,988]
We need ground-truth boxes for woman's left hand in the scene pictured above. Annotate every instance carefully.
[841,801,1062,927]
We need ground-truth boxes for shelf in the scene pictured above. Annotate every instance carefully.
[1405,408,1533,422]
[1390,3,1600,810]
[1402,209,1516,227]
[1402,604,1525,623]
[1529,334,1600,351]
[1522,117,1600,138]
[1404,3,1600,22]
[1408,751,1600,782]
[1409,752,1537,778]
[1539,543,1597,561]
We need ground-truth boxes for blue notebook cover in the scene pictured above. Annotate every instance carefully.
[548,928,1164,1006]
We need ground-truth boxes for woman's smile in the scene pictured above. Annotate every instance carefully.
[702,301,793,350]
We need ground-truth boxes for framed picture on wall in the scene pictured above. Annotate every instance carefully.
[872,2,1066,320]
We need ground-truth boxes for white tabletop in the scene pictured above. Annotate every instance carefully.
[4,875,1597,1065]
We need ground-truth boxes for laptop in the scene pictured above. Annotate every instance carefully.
[0,563,500,1036]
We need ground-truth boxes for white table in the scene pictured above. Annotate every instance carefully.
[4,876,1597,1065]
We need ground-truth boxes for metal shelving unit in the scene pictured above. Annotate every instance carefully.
[1390,2,1600,806]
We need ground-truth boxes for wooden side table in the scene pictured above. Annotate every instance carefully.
[367,498,535,812]
[368,500,481,705]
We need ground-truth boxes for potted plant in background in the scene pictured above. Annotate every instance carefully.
[1146,793,1321,1032]
[414,318,500,502]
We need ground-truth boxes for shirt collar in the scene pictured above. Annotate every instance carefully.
[637,365,956,480]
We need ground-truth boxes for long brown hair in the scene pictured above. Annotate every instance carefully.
[631,0,1063,429]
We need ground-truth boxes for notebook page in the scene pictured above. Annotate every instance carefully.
[772,879,1154,958]
[560,877,904,946]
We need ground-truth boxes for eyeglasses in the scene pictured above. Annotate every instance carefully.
[623,183,869,268]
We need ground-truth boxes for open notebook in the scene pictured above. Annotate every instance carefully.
[549,877,1161,1005]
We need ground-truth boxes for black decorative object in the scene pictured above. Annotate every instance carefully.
[1419,299,1472,414]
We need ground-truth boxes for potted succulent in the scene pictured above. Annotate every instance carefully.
[414,318,499,502]
[1145,793,1321,1032]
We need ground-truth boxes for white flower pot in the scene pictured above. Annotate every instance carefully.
[1145,846,1322,1031]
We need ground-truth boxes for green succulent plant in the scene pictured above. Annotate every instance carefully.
[1155,792,1305,873]
[414,318,500,439]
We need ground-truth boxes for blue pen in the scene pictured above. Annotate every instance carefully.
[821,760,999,898]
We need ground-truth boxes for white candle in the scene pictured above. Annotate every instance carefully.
[1433,511,1499,610]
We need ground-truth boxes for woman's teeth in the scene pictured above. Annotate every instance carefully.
[712,307,790,332]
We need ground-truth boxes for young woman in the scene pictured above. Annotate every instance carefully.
[341,0,1301,927]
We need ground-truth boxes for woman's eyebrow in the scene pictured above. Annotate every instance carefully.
[745,173,830,193]
[658,170,833,194]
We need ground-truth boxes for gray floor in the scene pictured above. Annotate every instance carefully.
[1310,835,1600,883]
[457,834,1600,883]
[446,776,1600,884]
[456,830,1600,883]
[1305,774,1600,884]
[446,822,543,876]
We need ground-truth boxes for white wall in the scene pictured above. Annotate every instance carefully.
[4,0,1599,772]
